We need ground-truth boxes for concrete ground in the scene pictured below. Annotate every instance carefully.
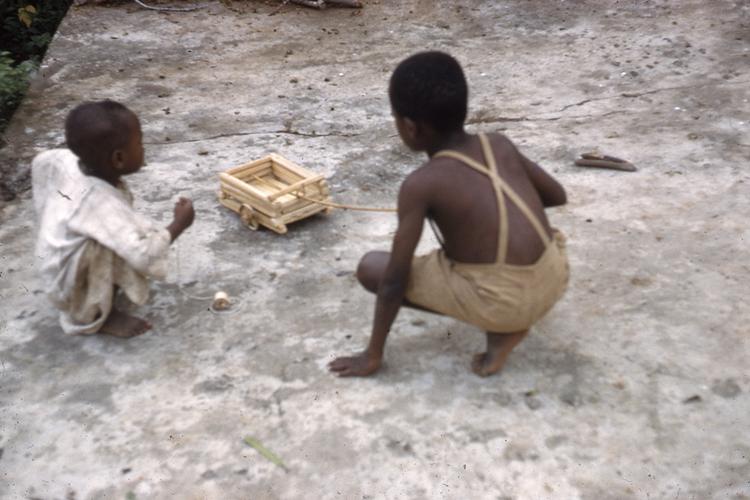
[1,0,749,498]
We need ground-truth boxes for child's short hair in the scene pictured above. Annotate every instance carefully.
[389,51,468,133]
[65,100,137,169]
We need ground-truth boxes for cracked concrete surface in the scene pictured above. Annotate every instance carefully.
[1,0,749,498]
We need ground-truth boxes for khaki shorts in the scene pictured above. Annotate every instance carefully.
[406,231,569,332]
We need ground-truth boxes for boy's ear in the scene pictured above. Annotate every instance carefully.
[402,116,419,141]
[111,149,125,169]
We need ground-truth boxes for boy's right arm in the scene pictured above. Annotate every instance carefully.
[70,193,192,280]
[518,151,567,207]
[328,173,428,377]
[167,197,195,242]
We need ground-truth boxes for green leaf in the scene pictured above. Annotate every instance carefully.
[243,436,288,471]
[18,5,38,28]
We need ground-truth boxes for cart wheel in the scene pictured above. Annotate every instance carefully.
[270,219,288,235]
[240,204,259,230]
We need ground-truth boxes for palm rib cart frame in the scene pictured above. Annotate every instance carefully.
[218,153,332,234]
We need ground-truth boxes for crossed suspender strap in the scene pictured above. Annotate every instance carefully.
[433,133,550,263]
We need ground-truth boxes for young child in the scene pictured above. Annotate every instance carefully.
[32,100,194,338]
[329,52,569,377]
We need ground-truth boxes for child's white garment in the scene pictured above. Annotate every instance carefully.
[32,149,170,334]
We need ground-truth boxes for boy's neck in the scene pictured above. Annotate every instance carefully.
[78,160,121,187]
[425,128,470,157]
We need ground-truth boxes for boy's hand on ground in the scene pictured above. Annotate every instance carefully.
[328,350,382,377]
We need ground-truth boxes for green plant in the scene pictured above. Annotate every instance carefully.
[0,1,71,134]
[0,51,38,130]
[18,4,38,28]
[2,1,72,63]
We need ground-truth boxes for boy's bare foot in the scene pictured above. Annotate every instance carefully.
[98,309,151,338]
[471,330,528,377]
[328,350,382,377]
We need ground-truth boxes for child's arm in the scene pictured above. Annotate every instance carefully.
[328,175,428,377]
[167,197,195,242]
[518,151,567,207]
[70,195,194,281]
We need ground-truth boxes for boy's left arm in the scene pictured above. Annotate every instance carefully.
[328,175,428,377]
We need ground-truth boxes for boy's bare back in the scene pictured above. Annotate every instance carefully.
[402,132,565,266]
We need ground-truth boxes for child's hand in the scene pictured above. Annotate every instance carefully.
[173,197,195,228]
[167,197,194,242]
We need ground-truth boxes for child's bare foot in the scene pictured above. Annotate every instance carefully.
[471,330,528,377]
[98,309,151,338]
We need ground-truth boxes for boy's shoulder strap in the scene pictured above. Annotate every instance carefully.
[432,149,490,175]
[432,149,489,176]
[478,133,551,247]
[434,135,552,257]
[433,138,511,262]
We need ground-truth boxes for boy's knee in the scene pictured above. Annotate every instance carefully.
[356,253,373,286]
[356,251,383,290]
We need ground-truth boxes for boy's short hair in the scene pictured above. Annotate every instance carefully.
[65,100,137,170]
[389,51,468,133]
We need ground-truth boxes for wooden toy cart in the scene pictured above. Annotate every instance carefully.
[218,153,332,234]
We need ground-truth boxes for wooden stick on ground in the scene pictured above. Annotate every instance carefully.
[574,152,637,172]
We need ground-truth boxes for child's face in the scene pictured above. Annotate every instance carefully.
[116,115,145,175]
